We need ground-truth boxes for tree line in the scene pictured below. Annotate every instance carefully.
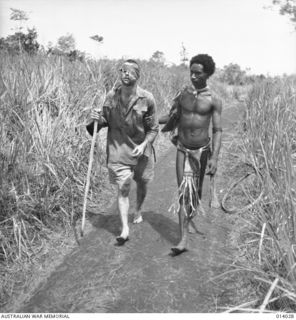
[1,2,294,82]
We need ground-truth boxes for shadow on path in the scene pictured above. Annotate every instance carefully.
[15,102,244,313]
[87,212,120,237]
[142,211,179,245]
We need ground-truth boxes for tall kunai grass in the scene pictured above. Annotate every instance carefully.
[229,76,296,312]
[0,52,194,307]
[0,50,241,310]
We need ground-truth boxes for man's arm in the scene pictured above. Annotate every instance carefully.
[159,114,170,124]
[144,95,159,144]
[160,92,181,132]
[207,98,222,175]
[132,95,159,157]
[86,93,111,136]
[86,107,108,136]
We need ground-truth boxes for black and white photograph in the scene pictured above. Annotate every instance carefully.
[0,0,295,317]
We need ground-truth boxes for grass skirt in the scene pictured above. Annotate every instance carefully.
[169,143,209,218]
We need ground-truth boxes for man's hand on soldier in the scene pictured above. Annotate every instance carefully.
[132,141,148,158]
[144,114,153,126]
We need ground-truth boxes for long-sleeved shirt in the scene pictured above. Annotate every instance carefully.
[87,85,159,165]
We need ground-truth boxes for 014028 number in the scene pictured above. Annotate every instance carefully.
[276,314,295,319]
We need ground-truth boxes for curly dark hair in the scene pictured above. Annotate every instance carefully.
[189,54,216,76]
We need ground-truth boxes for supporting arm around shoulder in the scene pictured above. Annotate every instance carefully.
[144,96,159,144]
[161,92,181,132]
[159,114,170,124]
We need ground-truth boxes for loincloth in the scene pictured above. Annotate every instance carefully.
[169,140,210,218]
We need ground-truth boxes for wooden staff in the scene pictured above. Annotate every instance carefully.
[81,120,98,237]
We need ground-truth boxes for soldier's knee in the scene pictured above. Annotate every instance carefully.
[119,178,132,197]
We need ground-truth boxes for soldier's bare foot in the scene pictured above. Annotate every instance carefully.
[170,246,187,256]
[171,238,187,256]
[116,236,129,246]
[133,214,143,224]
[116,228,129,245]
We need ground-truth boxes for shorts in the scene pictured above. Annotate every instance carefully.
[108,155,154,188]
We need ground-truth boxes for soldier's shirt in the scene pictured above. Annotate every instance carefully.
[100,85,159,165]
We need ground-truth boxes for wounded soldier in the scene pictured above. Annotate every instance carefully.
[87,59,158,245]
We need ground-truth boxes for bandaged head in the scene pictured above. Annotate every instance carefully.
[119,59,140,80]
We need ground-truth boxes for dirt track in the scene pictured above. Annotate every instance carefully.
[17,104,242,313]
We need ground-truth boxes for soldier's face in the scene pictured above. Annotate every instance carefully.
[119,63,138,86]
[190,63,208,87]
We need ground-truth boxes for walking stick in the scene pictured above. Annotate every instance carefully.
[81,120,98,237]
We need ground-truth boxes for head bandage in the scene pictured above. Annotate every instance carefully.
[120,61,140,79]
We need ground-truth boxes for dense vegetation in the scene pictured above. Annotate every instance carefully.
[235,76,296,311]
[0,48,295,312]
[0,52,190,308]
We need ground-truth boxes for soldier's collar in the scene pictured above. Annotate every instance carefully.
[115,84,145,98]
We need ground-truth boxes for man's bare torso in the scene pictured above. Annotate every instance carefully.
[178,89,213,149]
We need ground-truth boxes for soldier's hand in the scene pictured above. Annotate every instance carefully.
[90,108,103,121]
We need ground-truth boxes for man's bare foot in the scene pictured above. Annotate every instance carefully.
[133,214,143,224]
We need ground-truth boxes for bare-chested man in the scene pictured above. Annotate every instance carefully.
[159,54,222,255]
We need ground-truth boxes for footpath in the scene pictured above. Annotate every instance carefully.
[17,103,243,313]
